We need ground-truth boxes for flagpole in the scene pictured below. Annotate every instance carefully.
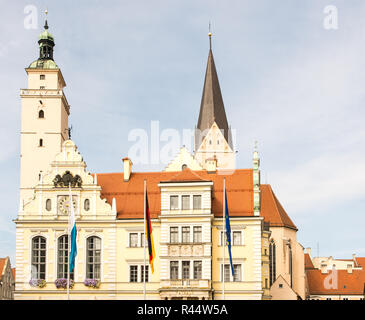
[67,184,71,301]
[143,180,146,300]
[223,177,226,300]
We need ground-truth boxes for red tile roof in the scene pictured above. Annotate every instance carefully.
[260,184,297,230]
[356,258,365,268]
[305,254,315,270]
[163,168,210,183]
[97,169,253,219]
[306,269,365,295]
[96,169,297,230]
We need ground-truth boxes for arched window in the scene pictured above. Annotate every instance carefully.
[45,199,52,211]
[39,139,43,147]
[84,199,90,211]
[269,240,276,286]
[38,110,44,118]
[57,235,74,279]
[86,236,101,279]
[181,164,187,171]
[31,236,46,280]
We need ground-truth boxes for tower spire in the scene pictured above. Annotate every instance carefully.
[195,32,231,149]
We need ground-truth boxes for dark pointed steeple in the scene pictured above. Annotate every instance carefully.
[195,33,231,149]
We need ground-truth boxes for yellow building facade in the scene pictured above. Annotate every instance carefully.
[14,18,305,300]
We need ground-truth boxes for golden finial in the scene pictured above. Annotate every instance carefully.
[208,21,212,50]
[44,9,49,29]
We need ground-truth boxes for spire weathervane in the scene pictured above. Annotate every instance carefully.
[44,8,49,29]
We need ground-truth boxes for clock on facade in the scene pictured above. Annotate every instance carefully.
[57,195,77,215]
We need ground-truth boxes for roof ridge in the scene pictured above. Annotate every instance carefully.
[165,168,210,182]
[267,185,297,230]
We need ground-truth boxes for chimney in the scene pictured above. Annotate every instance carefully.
[123,157,133,182]
[305,248,311,256]
[347,264,353,274]
[352,253,356,262]
[206,156,217,173]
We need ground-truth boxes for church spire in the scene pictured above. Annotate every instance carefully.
[195,31,231,150]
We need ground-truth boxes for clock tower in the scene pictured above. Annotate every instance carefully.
[19,17,70,205]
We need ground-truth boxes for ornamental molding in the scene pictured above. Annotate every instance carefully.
[53,170,82,188]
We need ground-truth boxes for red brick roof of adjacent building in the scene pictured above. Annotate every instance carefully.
[260,184,297,230]
[356,257,365,268]
[306,269,365,296]
[305,254,315,270]
[95,169,297,230]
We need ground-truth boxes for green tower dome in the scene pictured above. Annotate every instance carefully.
[28,19,58,69]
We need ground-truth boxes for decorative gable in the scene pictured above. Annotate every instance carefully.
[20,140,115,220]
[164,147,203,172]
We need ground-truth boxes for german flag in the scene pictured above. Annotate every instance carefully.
[145,189,155,273]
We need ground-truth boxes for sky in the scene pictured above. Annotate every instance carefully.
[0,0,365,265]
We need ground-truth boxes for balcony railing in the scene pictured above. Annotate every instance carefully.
[160,279,211,289]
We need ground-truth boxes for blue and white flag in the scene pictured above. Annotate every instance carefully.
[69,185,77,273]
[225,189,234,276]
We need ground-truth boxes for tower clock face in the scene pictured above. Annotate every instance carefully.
[57,196,77,215]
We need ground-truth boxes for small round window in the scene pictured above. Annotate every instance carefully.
[46,199,52,211]
[84,199,90,211]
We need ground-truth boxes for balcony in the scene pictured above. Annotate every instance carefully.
[160,279,211,289]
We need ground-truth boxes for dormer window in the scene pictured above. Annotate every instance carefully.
[182,164,187,170]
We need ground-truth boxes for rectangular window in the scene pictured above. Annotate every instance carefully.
[170,261,179,280]
[182,195,190,210]
[141,265,149,282]
[40,74,45,80]
[170,196,179,210]
[193,261,202,280]
[182,261,190,279]
[129,233,138,247]
[193,195,202,209]
[130,265,138,282]
[222,264,230,282]
[182,227,190,243]
[40,86,45,89]
[141,233,147,247]
[193,226,202,243]
[170,227,178,243]
[221,231,227,246]
[233,264,241,282]
[233,231,242,246]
